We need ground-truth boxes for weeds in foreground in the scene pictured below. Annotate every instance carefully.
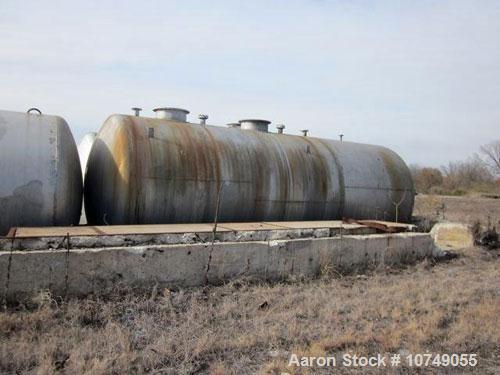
[1,247,499,374]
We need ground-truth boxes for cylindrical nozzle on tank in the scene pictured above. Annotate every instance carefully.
[198,114,208,125]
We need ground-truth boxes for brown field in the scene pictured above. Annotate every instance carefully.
[414,194,500,227]
[1,195,499,374]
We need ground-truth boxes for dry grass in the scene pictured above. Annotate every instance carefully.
[1,251,498,374]
[1,196,499,374]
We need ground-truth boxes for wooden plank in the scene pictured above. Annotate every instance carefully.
[10,220,412,239]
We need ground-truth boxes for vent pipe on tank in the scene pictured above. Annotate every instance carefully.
[131,107,142,116]
[153,107,189,122]
[339,134,344,142]
[198,114,208,125]
[276,124,285,134]
[239,119,270,133]
[227,122,241,128]
[301,129,309,137]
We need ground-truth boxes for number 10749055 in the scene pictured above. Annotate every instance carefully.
[406,353,477,367]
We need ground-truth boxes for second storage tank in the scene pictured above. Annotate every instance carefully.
[84,112,414,225]
[0,109,82,235]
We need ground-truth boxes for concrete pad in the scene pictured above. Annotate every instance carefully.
[0,225,379,251]
[10,220,373,239]
[264,220,360,230]
[12,223,228,238]
[218,223,284,231]
[0,233,434,301]
[430,222,474,250]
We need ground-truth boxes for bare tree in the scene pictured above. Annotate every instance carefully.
[480,140,500,176]
[441,156,493,191]
[409,164,443,193]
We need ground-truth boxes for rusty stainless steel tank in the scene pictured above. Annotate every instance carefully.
[84,113,414,225]
[0,109,83,235]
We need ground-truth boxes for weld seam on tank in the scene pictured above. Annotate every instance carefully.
[200,125,223,219]
[315,139,346,218]
[52,119,59,224]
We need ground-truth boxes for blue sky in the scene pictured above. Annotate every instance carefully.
[1,0,499,166]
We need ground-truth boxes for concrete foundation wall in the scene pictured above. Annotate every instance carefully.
[0,226,376,251]
[0,233,433,301]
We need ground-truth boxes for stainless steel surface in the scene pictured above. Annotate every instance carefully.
[78,132,97,225]
[0,109,83,235]
[85,114,414,225]
[239,119,270,133]
[153,107,189,122]
[78,132,97,179]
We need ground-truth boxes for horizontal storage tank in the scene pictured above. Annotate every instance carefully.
[0,109,83,235]
[84,112,414,225]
